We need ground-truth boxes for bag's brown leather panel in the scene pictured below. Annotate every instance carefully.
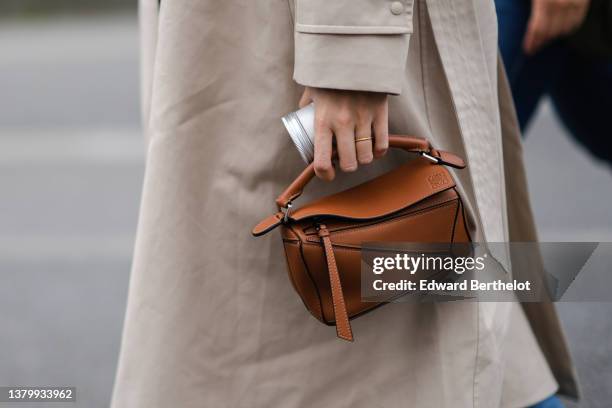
[321,199,459,245]
[300,191,460,245]
[288,193,468,326]
[288,157,455,222]
[282,241,324,321]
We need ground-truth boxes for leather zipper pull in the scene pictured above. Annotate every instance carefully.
[317,224,354,342]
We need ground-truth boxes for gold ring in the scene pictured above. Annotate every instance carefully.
[355,137,373,143]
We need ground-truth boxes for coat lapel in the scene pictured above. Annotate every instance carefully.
[425,0,509,255]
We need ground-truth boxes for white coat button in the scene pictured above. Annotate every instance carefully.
[390,1,404,15]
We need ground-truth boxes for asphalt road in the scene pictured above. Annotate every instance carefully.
[0,14,610,408]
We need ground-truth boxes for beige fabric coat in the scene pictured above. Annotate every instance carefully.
[112,0,579,406]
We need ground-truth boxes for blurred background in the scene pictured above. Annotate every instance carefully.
[0,2,610,407]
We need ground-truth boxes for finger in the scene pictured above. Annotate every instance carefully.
[355,122,373,165]
[558,6,574,35]
[313,121,335,181]
[333,123,358,173]
[524,16,545,54]
[299,87,313,108]
[523,2,548,54]
[575,1,590,27]
[565,2,588,33]
[548,4,565,40]
[372,103,389,158]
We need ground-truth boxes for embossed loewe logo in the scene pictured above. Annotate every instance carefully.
[427,172,449,189]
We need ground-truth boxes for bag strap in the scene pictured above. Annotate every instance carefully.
[275,135,465,209]
[318,224,354,342]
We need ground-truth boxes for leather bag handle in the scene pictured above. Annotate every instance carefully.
[275,135,465,208]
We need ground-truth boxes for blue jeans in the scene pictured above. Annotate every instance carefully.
[529,395,565,408]
[495,0,612,166]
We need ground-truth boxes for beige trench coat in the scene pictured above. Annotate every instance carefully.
[112,0,579,406]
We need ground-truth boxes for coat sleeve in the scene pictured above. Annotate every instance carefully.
[293,0,414,95]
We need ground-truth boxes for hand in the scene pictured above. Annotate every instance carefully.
[299,87,389,181]
[523,0,590,55]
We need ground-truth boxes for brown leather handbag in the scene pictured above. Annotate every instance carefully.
[252,136,471,341]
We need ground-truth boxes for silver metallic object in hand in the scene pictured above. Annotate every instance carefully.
[281,103,315,163]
